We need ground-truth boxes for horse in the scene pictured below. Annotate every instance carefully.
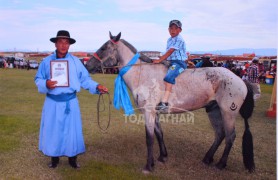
[86,32,255,173]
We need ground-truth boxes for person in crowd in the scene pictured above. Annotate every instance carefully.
[34,30,108,169]
[258,62,265,83]
[27,60,30,70]
[247,57,261,100]
[244,61,250,70]
[222,60,232,69]
[235,60,241,70]
[242,71,248,81]
[213,61,218,67]
[247,57,259,83]
[195,56,213,68]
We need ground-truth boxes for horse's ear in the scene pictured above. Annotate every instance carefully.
[109,31,121,42]
[109,31,113,40]
[115,32,121,42]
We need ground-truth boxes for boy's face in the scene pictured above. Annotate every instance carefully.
[168,24,182,37]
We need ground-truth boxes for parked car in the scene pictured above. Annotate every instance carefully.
[5,56,15,65]
[28,60,39,69]
[0,56,5,68]
[13,58,27,68]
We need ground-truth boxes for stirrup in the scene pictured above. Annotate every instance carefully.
[155,102,169,111]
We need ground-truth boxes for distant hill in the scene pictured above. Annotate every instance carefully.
[191,48,277,56]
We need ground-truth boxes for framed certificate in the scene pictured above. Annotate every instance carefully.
[50,60,69,87]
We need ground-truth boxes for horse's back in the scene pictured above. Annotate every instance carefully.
[170,67,247,112]
[178,67,247,113]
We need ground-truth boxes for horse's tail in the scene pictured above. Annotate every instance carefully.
[239,81,255,172]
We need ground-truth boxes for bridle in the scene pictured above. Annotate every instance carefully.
[92,40,119,72]
[92,52,106,74]
[91,40,157,131]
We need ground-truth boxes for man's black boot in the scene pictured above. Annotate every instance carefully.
[48,157,59,168]
[68,156,80,169]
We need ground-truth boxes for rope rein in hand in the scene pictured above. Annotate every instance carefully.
[97,92,112,133]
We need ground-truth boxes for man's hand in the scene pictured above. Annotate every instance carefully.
[46,80,57,89]
[97,84,108,94]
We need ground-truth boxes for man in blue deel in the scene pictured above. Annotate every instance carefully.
[35,30,108,169]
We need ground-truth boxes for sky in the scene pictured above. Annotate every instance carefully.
[0,0,277,53]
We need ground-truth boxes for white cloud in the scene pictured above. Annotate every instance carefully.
[76,0,87,5]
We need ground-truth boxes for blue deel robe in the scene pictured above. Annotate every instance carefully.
[34,52,99,157]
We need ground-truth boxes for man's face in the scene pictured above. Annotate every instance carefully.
[168,24,181,38]
[55,38,70,57]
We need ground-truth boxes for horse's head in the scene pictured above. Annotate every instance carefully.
[86,32,121,73]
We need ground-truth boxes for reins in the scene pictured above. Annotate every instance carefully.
[93,54,155,70]
[94,53,112,132]
[97,92,112,133]
[101,62,155,69]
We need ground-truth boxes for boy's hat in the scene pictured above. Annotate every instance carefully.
[50,30,76,44]
[169,20,182,29]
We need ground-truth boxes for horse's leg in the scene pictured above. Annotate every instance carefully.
[154,113,168,163]
[215,111,236,170]
[143,111,156,173]
[203,101,225,165]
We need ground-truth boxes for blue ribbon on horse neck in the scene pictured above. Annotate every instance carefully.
[114,53,140,115]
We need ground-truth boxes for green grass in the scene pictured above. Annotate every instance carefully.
[60,160,159,179]
[260,83,275,94]
[0,115,37,152]
[0,69,276,179]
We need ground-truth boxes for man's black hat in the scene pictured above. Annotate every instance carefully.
[50,30,76,44]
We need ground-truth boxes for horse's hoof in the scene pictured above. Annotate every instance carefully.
[142,166,152,174]
[157,156,168,163]
[202,157,213,165]
[142,169,151,175]
[215,162,226,170]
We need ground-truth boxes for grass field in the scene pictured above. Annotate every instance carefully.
[0,69,276,179]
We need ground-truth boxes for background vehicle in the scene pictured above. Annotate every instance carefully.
[0,56,5,68]
[14,58,27,68]
[28,60,39,69]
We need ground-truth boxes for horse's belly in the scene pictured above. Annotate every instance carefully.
[169,93,213,112]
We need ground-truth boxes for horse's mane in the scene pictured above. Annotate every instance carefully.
[120,39,153,63]
[120,39,137,53]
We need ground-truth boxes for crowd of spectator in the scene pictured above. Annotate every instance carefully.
[219,58,276,84]
[190,57,276,84]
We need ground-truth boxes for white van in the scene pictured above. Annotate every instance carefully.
[14,58,27,68]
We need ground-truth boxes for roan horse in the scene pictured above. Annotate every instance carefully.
[86,32,255,173]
